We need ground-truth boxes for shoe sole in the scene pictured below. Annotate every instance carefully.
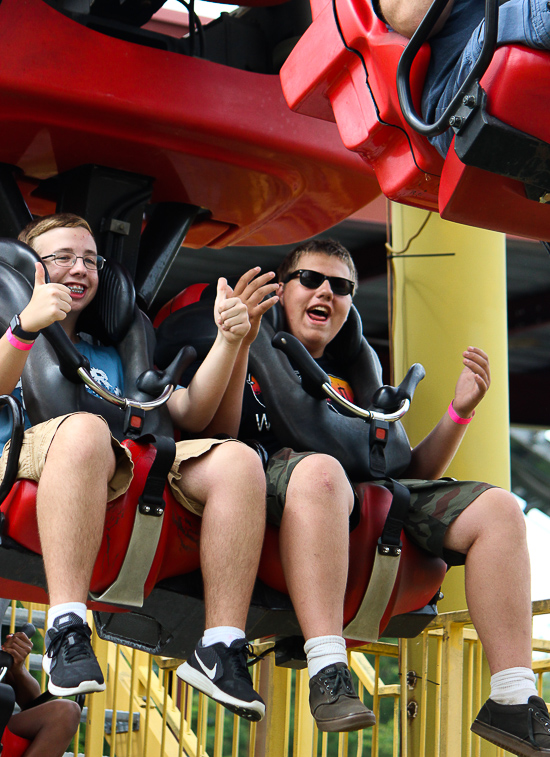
[315,710,377,733]
[176,662,265,722]
[48,679,106,697]
[471,720,550,757]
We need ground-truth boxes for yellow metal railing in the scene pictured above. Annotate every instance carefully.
[5,600,550,757]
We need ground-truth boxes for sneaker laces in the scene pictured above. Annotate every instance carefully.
[226,641,255,684]
[318,666,355,697]
[47,623,93,664]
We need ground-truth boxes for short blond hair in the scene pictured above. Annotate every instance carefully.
[18,213,94,250]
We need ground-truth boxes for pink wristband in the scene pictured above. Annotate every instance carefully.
[5,327,34,352]
[448,401,474,425]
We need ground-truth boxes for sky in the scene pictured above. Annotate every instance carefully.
[525,506,550,640]
[163,0,238,18]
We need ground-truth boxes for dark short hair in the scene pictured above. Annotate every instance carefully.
[277,239,358,294]
[18,213,94,250]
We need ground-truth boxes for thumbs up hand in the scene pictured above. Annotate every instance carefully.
[214,277,251,345]
[18,262,72,332]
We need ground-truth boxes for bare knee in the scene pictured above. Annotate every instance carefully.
[208,441,266,494]
[48,414,114,467]
[49,698,82,735]
[287,454,353,516]
[445,488,526,553]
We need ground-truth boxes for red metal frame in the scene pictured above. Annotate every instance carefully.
[0,0,380,248]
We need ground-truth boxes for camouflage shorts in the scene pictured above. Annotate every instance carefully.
[266,448,494,564]
[265,448,361,530]
[373,477,495,565]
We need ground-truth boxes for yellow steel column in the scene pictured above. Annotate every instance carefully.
[389,204,509,757]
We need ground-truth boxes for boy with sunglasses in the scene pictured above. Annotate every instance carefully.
[0,213,272,722]
[202,239,547,752]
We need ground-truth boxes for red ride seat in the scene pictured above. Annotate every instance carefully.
[439,45,550,240]
[0,440,202,609]
[280,0,550,239]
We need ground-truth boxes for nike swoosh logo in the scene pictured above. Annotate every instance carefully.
[196,653,217,680]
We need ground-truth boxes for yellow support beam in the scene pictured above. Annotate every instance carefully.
[389,204,509,757]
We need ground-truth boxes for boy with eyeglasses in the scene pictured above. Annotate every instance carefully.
[0,213,275,721]
[199,239,547,751]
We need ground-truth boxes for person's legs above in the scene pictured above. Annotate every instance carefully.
[442,487,550,755]
[7,699,81,757]
[34,413,129,696]
[173,441,267,721]
[430,0,550,157]
[272,451,375,732]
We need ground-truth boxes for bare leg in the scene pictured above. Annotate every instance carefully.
[278,454,354,640]
[7,700,81,757]
[443,488,532,673]
[36,414,116,605]
[175,442,266,630]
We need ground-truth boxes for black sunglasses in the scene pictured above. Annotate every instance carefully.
[284,269,355,296]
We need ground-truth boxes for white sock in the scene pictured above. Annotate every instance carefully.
[47,602,87,631]
[202,626,245,647]
[304,635,348,678]
[490,667,537,705]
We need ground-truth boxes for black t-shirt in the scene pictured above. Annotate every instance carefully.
[239,355,355,455]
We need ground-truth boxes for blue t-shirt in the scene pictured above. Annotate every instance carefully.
[0,338,124,455]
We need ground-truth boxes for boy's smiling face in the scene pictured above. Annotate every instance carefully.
[33,226,99,316]
[278,252,353,358]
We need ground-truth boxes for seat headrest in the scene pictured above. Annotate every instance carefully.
[76,260,136,345]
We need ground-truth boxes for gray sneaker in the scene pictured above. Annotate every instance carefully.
[471,696,550,756]
[309,663,376,732]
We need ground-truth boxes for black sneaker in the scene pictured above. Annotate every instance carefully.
[471,696,550,756]
[176,638,265,721]
[309,662,376,732]
[43,613,105,697]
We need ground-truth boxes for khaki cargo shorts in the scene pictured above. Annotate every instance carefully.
[0,412,233,513]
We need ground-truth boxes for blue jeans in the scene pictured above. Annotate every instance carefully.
[430,0,550,156]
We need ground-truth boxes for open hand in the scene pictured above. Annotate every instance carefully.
[232,266,279,346]
[19,262,72,332]
[214,277,251,344]
[452,347,491,418]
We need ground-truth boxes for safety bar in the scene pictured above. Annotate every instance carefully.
[273,332,424,422]
[76,367,174,410]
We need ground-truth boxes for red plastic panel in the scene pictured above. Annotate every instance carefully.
[280,0,443,209]
[1,728,31,757]
[0,0,380,247]
[440,46,550,240]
